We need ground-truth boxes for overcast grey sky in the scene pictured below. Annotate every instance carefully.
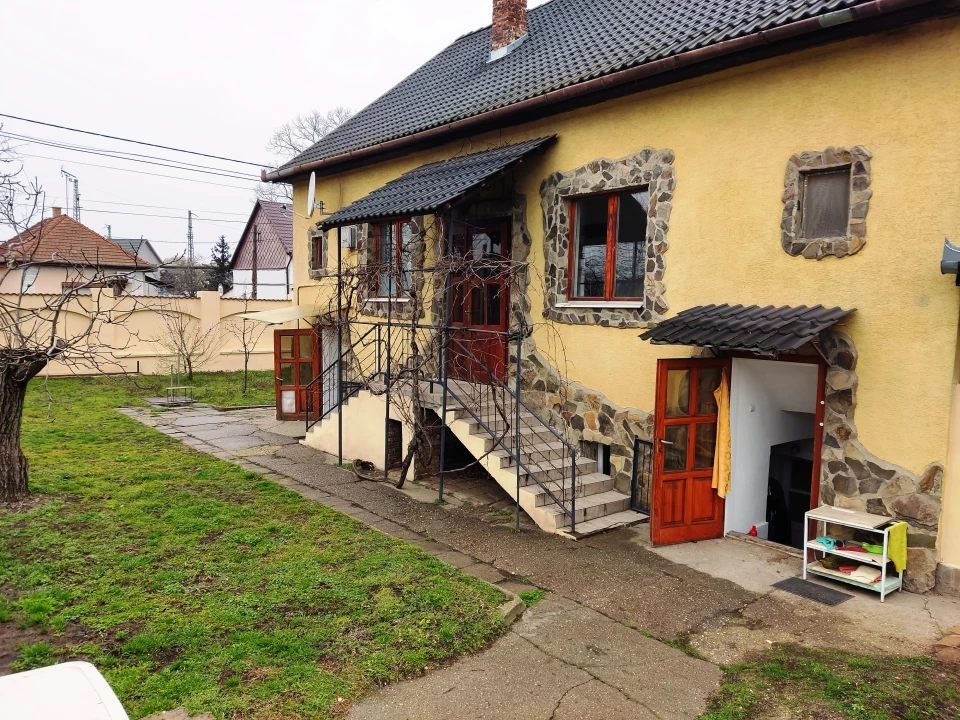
[3,0,550,260]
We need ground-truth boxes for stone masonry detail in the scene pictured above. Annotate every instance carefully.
[540,148,675,328]
[819,329,942,592]
[781,146,872,260]
[518,345,653,496]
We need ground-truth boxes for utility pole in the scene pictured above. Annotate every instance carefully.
[251,225,259,300]
[106,224,111,239]
[72,178,80,221]
[187,210,194,266]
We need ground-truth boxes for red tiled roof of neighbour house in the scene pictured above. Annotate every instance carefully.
[230,200,293,271]
[0,214,146,269]
[267,0,942,181]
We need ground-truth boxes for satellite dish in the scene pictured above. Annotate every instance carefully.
[306,172,317,219]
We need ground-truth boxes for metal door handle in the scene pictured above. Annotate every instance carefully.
[659,439,674,445]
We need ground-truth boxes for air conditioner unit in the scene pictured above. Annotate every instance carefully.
[340,225,358,250]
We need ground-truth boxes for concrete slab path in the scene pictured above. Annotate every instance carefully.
[122,405,960,719]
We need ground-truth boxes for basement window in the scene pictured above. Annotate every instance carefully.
[580,441,611,475]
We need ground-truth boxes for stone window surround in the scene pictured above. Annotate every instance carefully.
[307,224,327,279]
[781,146,872,260]
[540,148,675,329]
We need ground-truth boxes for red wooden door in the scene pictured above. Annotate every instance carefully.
[448,220,510,383]
[651,358,729,545]
[274,329,320,421]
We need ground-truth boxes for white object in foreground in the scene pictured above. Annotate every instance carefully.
[0,661,129,720]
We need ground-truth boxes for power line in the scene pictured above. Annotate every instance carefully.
[0,112,268,167]
[3,132,260,181]
[19,153,256,190]
[79,208,247,222]
[1,131,260,178]
[77,199,248,215]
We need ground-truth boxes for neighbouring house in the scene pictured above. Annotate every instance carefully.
[257,0,960,595]
[226,200,293,299]
[112,237,172,294]
[0,208,163,296]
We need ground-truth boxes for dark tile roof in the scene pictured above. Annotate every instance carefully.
[259,201,293,253]
[112,238,163,267]
[285,0,875,170]
[1,214,145,269]
[231,200,294,271]
[319,136,555,229]
[639,304,856,355]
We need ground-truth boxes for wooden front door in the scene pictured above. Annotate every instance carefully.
[448,220,510,383]
[274,329,320,421]
[651,358,729,545]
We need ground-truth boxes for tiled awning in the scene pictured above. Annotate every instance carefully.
[318,136,556,230]
[639,304,856,355]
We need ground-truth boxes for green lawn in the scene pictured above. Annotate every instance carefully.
[0,374,505,719]
[133,370,276,407]
[702,645,960,720]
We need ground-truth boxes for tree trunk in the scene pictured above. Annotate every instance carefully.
[242,354,249,394]
[0,363,43,502]
[186,355,194,381]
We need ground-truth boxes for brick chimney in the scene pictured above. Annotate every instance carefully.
[52,207,62,217]
[490,0,527,59]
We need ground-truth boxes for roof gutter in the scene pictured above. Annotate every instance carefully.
[262,0,937,183]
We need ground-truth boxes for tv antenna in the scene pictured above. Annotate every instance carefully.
[60,168,80,221]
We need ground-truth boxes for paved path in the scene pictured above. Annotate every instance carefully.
[122,404,960,718]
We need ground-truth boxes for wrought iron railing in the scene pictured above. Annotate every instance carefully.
[443,332,579,532]
[302,320,581,532]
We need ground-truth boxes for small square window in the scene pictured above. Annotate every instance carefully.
[340,225,358,249]
[800,167,851,240]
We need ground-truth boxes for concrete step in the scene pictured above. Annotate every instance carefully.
[523,472,615,507]
[534,490,632,529]
[557,509,649,538]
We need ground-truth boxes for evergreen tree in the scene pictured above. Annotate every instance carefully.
[208,235,233,293]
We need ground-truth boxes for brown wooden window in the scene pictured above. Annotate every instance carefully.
[800,167,851,240]
[372,219,414,297]
[569,189,649,301]
[310,234,324,272]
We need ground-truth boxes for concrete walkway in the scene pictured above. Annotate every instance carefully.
[122,404,960,718]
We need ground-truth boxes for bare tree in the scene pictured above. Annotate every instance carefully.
[267,107,354,158]
[155,257,210,298]
[153,301,222,381]
[256,107,353,202]
[224,296,267,394]
[0,132,151,501]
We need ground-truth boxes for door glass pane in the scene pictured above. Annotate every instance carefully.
[695,423,717,469]
[281,390,296,414]
[614,190,648,298]
[298,333,314,359]
[663,424,688,472]
[470,286,485,326]
[802,167,850,239]
[664,370,690,418]
[574,195,608,297]
[486,284,502,328]
[279,335,294,359]
[697,368,723,415]
[279,363,294,386]
[299,362,315,386]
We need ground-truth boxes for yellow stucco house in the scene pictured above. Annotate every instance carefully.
[260,0,960,595]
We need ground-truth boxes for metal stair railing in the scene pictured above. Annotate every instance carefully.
[444,332,578,532]
[304,325,381,433]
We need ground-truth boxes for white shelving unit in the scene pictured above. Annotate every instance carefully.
[803,505,904,602]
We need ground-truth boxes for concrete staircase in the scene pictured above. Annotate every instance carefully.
[303,380,646,538]
[426,382,647,538]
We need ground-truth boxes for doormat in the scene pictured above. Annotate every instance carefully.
[773,577,853,606]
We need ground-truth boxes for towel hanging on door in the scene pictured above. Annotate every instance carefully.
[712,370,731,499]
